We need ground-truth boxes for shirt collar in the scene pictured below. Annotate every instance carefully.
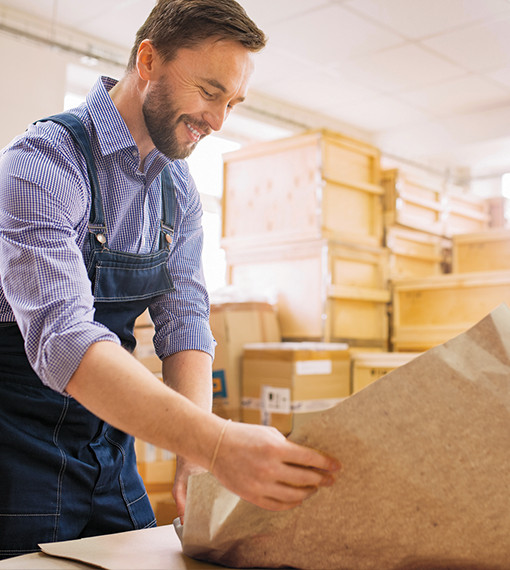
[86,76,135,157]
[86,76,171,172]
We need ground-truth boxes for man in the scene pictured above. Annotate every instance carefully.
[0,0,340,559]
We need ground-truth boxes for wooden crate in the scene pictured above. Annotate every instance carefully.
[486,196,508,228]
[452,228,510,273]
[443,186,490,237]
[350,351,422,393]
[222,130,384,248]
[385,225,448,279]
[381,169,444,235]
[391,271,510,351]
[226,239,390,347]
[241,342,351,434]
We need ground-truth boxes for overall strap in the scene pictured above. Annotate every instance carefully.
[37,113,105,233]
[38,113,177,250]
[160,167,177,248]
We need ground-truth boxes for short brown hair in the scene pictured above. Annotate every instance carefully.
[127,0,267,70]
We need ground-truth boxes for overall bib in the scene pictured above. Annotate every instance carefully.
[0,113,176,559]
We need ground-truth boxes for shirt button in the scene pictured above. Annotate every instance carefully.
[96,233,106,244]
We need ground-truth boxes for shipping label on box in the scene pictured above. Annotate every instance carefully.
[262,386,291,414]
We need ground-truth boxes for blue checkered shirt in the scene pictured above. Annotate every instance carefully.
[0,76,214,393]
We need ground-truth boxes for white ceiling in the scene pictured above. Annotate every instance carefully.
[2,0,510,179]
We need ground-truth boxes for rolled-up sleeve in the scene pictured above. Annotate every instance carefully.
[0,130,120,393]
[149,162,215,360]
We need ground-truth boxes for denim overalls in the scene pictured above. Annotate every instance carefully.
[0,113,176,559]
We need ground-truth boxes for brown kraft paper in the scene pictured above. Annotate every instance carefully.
[178,304,510,569]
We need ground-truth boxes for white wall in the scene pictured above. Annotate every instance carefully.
[0,33,68,148]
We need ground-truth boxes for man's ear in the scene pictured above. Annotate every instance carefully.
[137,39,157,81]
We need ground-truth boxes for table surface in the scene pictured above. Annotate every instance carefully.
[0,525,229,570]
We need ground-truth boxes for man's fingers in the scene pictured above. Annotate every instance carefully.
[211,422,341,512]
[276,461,337,490]
[255,497,305,511]
[245,484,318,511]
[283,441,342,473]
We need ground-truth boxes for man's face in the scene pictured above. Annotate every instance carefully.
[142,38,254,160]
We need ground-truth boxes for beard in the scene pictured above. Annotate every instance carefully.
[142,80,205,160]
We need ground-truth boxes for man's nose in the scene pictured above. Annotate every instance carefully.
[204,103,229,132]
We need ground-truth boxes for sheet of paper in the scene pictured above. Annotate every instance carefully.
[0,552,87,569]
[181,304,510,569]
[39,525,220,570]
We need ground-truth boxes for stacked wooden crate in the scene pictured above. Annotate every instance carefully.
[350,351,422,393]
[222,129,390,349]
[443,185,491,237]
[391,228,510,351]
[382,168,445,237]
[382,168,497,351]
[382,168,490,240]
[451,228,510,273]
[380,169,483,279]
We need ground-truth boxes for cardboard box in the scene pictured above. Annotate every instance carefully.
[210,302,281,421]
[133,324,162,374]
[134,439,177,525]
[135,439,176,486]
[241,342,350,435]
[351,351,422,393]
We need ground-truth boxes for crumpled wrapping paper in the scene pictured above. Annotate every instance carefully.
[178,305,510,569]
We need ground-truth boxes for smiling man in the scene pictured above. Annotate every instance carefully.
[0,0,341,561]
[136,37,252,159]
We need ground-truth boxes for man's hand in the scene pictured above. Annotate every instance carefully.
[211,421,341,511]
[172,455,206,522]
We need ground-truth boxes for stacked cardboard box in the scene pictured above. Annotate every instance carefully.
[134,439,177,525]
[210,301,281,421]
[133,311,175,523]
[133,310,162,376]
[241,342,351,435]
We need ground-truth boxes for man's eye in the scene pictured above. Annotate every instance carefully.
[201,88,213,98]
